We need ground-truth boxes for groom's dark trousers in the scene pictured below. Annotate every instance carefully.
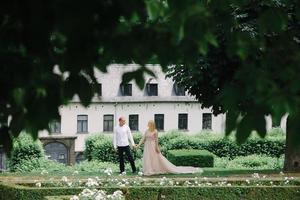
[117,145,136,173]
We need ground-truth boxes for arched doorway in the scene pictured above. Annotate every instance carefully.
[44,142,68,164]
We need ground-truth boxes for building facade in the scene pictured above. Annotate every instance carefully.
[38,64,287,165]
[38,65,226,164]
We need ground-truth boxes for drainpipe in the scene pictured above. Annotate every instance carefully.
[114,102,118,127]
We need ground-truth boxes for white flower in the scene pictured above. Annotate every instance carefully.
[72,171,79,175]
[252,173,260,179]
[70,195,79,200]
[245,179,250,184]
[41,169,48,175]
[280,171,284,176]
[35,182,41,188]
[227,183,231,186]
[95,190,107,200]
[79,188,96,197]
[161,194,166,199]
[61,176,68,182]
[104,168,113,176]
[138,171,143,176]
[85,178,99,187]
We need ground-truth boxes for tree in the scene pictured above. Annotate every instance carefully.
[1,0,300,172]
[0,0,166,151]
[167,1,300,171]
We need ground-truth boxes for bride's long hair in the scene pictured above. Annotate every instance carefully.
[148,120,156,132]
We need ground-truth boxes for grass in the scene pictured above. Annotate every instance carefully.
[0,168,284,179]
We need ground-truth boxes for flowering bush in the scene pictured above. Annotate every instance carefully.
[71,189,124,200]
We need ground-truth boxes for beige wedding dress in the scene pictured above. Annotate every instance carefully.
[142,130,201,176]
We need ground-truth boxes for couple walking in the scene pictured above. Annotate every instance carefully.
[113,116,200,176]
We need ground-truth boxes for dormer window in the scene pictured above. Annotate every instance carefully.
[174,83,185,96]
[146,83,158,96]
[120,83,132,96]
[49,119,61,134]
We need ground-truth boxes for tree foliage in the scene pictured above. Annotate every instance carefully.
[167,0,300,144]
[0,0,300,152]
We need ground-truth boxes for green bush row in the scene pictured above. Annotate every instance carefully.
[84,134,143,163]
[167,149,215,167]
[1,182,300,200]
[215,154,284,169]
[84,129,285,163]
[9,132,45,172]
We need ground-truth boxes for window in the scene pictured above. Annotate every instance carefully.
[155,114,164,131]
[202,113,212,130]
[120,83,132,96]
[147,83,158,96]
[103,114,114,132]
[77,115,88,133]
[97,83,102,96]
[129,115,139,131]
[49,119,61,134]
[174,84,185,96]
[272,117,281,127]
[178,114,188,130]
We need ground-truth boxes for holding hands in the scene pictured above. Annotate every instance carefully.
[155,147,160,154]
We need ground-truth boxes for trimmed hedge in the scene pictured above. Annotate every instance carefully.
[84,130,285,163]
[167,149,215,167]
[45,196,70,200]
[1,182,300,200]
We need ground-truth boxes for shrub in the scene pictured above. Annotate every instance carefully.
[9,132,44,172]
[84,134,107,161]
[84,133,143,163]
[84,129,285,165]
[1,183,300,200]
[167,149,215,167]
[74,160,119,173]
[163,131,285,159]
[10,157,67,173]
[159,131,184,147]
[214,157,230,168]
[224,154,284,169]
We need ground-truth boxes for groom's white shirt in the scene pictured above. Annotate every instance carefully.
[113,124,135,149]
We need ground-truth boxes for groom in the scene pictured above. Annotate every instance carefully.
[113,116,137,174]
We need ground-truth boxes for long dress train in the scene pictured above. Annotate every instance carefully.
[142,130,202,176]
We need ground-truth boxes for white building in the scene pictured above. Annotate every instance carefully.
[38,65,226,164]
[37,65,287,165]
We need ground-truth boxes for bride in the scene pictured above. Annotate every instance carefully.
[135,120,202,176]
